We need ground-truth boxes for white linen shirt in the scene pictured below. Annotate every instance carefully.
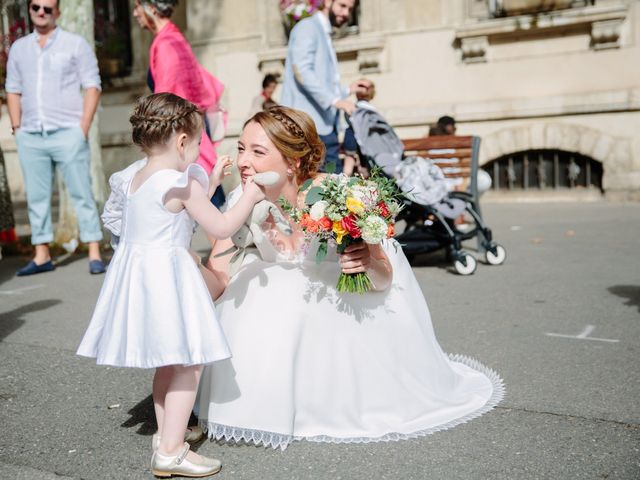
[5,28,101,133]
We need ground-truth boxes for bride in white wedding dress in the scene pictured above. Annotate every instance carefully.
[196,106,504,449]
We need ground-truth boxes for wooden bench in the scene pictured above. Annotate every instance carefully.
[401,135,482,210]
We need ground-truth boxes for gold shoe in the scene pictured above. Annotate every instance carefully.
[152,426,204,452]
[184,425,204,443]
[151,442,221,478]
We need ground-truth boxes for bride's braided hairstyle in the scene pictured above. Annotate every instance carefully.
[130,93,203,154]
[248,106,325,183]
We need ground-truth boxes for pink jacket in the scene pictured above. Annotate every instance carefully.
[149,22,225,174]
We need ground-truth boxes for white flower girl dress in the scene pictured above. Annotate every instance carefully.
[197,187,504,449]
[77,160,231,368]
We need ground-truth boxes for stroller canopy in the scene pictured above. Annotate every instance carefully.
[350,105,450,207]
[350,105,404,178]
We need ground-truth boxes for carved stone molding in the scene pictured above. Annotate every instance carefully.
[591,18,624,50]
[460,35,489,63]
[257,35,385,76]
[456,3,628,63]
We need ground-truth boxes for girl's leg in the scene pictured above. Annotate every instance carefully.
[158,365,204,460]
[153,366,174,437]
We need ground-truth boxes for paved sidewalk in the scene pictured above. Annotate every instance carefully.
[0,201,639,479]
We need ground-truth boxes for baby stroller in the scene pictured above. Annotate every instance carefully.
[348,104,506,275]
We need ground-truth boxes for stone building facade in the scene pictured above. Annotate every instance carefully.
[2,0,639,202]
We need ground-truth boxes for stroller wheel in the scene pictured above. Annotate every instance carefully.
[453,252,477,275]
[485,244,506,266]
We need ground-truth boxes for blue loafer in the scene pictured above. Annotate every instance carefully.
[16,260,55,277]
[89,259,106,275]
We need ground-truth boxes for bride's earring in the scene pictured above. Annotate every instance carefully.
[286,168,294,178]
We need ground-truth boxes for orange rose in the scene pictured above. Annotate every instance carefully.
[387,223,395,238]
[319,216,332,231]
[300,213,313,229]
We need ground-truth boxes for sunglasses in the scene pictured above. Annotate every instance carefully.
[30,3,54,15]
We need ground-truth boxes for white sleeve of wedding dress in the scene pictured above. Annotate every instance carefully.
[221,185,243,212]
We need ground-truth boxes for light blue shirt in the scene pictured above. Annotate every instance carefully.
[5,28,101,133]
[281,14,349,136]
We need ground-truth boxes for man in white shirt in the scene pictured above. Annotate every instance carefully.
[281,0,370,173]
[6,0,105,276]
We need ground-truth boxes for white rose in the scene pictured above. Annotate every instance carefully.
[361,215,388,244]
[309,200,328,220]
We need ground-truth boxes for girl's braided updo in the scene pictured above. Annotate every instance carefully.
[130,93,203,155]
[247,106,325,184]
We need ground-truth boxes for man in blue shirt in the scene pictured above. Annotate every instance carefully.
[281,0,370,173]
[6,0,105,275]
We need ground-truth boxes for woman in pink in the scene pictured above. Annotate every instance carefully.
[133,0,226,205]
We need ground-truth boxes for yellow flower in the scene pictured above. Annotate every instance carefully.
[333,221,348,244]
[346,197,365,215]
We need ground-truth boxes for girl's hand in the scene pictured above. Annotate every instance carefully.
[243,177,266,203]
[339,242,371,274]
[209,155,233,196]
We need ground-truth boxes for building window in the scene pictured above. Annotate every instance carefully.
[482,150,603,191]
[94,0,132,80]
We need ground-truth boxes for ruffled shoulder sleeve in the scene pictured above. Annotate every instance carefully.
[101,159,147,247]
[161,163,210,202]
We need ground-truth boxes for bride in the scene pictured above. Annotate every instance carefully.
[196,106,504,449]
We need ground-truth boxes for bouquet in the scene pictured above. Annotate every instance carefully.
[279,0,321,32]
[281,170,404,294]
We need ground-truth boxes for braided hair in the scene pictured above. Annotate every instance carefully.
[130,93,203,154]
[247,106,325,184]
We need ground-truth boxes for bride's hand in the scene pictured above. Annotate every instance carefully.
[340,242,393,291]
[339,242,371,274]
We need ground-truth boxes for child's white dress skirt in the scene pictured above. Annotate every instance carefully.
[77,161,231,368]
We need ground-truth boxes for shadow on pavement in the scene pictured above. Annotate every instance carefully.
[122,394,205,451]
[0,299,62,341]
[122,394,157,435]
[406,250,451,270]
[54,252,87,269]
[608,285,640,313]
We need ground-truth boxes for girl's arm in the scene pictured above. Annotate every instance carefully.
[176,179,264,239]
[199,236,236,300]
[339,243,393,291]
[196,251,229,301]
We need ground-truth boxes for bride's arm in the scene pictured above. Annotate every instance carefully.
[199,236,235,300]
[339,243,393,291]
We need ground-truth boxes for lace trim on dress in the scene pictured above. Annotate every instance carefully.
[200,353,505,450]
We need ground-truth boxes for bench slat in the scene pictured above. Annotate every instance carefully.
[402,136,475,151]
[433,159,471,168]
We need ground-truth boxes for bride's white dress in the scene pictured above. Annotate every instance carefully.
[197,188,504,449]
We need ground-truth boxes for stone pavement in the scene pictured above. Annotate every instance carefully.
[0,201,638,480]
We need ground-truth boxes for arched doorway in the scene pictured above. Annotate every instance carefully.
[482,149,603,192]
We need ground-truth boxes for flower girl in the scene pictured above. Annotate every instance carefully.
[77,93,264,477]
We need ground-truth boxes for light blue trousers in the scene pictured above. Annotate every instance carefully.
[15,127,103,245]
